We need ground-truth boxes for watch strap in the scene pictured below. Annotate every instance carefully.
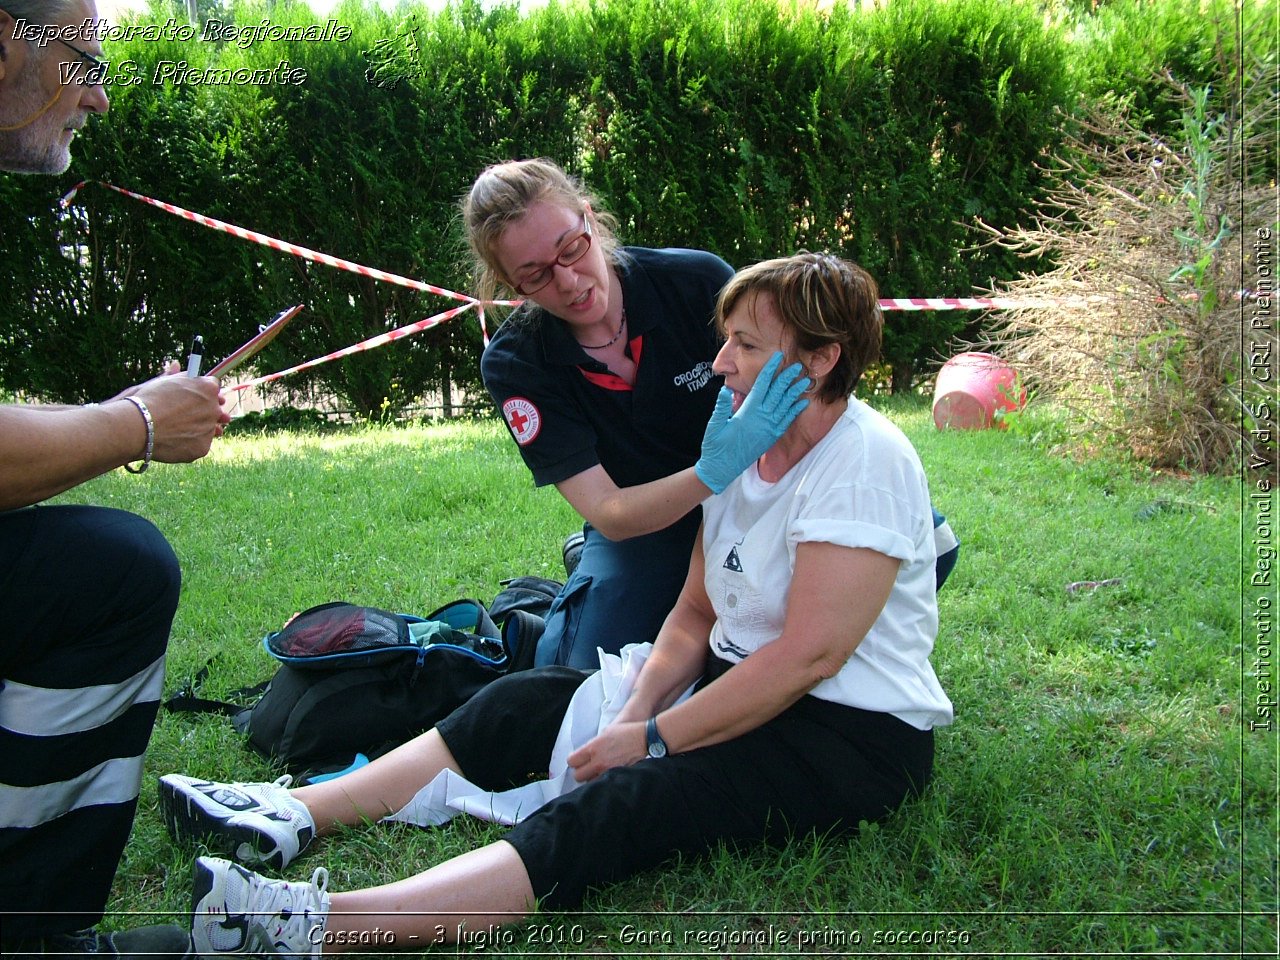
[645,715,668,758]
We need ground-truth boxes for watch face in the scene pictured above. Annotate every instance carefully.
[646,717,667,758]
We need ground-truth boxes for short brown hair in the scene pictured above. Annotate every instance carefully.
[461,158,622,303]
[717,252,883,402]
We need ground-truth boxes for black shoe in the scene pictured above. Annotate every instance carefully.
[5,925,192,958]
[562,528,586,577]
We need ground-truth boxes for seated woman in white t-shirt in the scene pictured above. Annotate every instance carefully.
[162,252,954,957]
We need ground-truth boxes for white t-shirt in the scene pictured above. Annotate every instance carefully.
[702,399,954,731]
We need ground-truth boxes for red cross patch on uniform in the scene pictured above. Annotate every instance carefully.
[502,397,542,446]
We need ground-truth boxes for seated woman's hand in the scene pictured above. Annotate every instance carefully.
[566,720,648,783]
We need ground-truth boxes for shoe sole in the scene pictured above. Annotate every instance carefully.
[159,778,288,871]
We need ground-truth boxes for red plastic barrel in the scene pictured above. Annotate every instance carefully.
[932,352,1025,430]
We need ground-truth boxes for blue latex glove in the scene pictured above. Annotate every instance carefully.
[694,352,810,494]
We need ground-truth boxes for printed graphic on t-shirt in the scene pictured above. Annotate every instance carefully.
[722,546,743,572]
[714,635,751,660]
[502,397,542,446]
[715,578,766,647]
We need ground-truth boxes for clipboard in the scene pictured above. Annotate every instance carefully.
[207,304,304,379]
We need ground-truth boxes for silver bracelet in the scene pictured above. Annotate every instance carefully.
[122,396,154,474]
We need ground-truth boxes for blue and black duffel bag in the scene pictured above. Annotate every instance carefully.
[166,579,561,782]
[242,599,506,775]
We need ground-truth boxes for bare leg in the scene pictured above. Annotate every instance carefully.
[321,840,536,951]
[289,729,464,834]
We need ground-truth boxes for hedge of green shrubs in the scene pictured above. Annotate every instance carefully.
[0,0,1265,413]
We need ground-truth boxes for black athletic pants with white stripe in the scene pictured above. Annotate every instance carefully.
[437,654,934,909]
[0,505,180,941]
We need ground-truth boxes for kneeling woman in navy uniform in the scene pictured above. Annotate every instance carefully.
[173,253,954,956]
[469,158,807,669]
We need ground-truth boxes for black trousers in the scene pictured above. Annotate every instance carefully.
[437,655,934,909]
[0,505,180,941]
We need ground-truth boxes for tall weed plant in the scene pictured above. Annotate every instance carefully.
[975,16,1277,475]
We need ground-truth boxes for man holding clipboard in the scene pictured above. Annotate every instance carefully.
[0,2,248,956]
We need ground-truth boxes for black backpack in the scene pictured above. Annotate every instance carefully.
[166,583,560,783]
[489,575,564,626]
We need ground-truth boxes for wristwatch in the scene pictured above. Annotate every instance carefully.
[645,715,668,759]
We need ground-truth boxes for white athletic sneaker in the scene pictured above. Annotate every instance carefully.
[159,774,315,870]
[191,856,329,958]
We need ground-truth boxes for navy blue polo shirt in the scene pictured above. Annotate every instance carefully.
[481,247,734,489]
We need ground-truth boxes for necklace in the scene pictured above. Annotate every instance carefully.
[580,309,626,350]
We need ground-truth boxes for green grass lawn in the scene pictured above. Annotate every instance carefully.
[53,400,1274,956]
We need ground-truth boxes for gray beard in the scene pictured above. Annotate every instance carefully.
[0,79,73,174]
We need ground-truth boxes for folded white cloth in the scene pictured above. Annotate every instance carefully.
[382,642,692,828]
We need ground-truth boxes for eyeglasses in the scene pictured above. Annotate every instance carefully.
[54,35,108,76]
[513,213,593,296]
[0,2,109,82]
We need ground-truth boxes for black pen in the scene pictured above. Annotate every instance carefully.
[186,336,204,377]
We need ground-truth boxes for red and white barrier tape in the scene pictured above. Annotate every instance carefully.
[58,180,1114,391]
[880,291,1256,310]
[229,301,479,393]
[879,296,1090,312]
[60,180,506,306]
[60,180,528,385]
